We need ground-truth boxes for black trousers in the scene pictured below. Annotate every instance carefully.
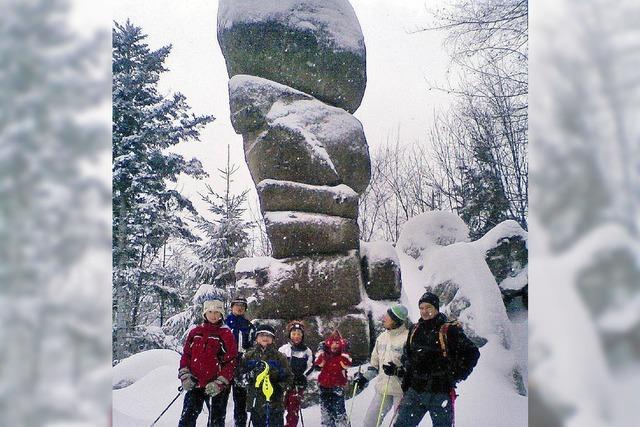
[177,387,227,427]
[219,382,248,427]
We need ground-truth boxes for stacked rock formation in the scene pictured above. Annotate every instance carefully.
[217,0,378,361]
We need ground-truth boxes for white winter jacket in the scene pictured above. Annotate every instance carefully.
[369,324,408,396]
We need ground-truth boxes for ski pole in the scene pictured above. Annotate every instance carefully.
[347,365,361,425]
[207,396,213,427]
[246,394,257,427]
[375,376,391,427]
[150,386,183,427]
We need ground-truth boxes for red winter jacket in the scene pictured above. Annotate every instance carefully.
[179,321,238,388]
[315,331,352,388]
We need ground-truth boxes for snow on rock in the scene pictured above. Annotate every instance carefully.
[264,211,359,258]
[112,349,179,390]
[397,211,525,395]
[500,265,528,291]
[397,211,470,261]
[217,0,366,113]
[472,219,528,254]
[229,75,371,194]
[258,179,359,218]
[218,0,364,53]
[235,251,362,318]
[361,240,400,266]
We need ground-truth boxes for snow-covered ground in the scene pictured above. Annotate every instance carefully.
[113,214,530,426]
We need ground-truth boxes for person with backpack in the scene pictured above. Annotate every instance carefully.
[221,295,257,426]
[240,323,293,427]
[314,330,352,427]
[353,304,409,427]
[278,320,314,427]
[177,298,238,427]
[389,292,480,427]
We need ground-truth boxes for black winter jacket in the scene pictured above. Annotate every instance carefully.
[401,313,479,393]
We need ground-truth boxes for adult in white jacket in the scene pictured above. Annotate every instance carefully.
[354,304,409,427]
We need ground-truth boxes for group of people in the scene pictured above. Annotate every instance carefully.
[176,291,479,427]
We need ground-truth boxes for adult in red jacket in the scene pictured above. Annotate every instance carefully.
[315,330,352,427]
[177,299,238,427]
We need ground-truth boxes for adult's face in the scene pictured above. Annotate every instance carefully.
[382,313,396,330]
[419,302,438,321]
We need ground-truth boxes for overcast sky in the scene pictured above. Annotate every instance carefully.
[109,0,454,219]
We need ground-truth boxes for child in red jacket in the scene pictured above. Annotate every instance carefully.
[177,298,238,427]
[314,330,352,427]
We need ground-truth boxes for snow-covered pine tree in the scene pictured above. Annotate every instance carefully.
[112,20,214,360]
[190,145,252,290]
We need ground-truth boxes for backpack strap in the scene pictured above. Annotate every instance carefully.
[438,321,461,358]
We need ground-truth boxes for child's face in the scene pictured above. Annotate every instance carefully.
[231,304,247,316]
[205,310,223,323]
[256,333,274,347]
[290,330,303,344]
[330,341,340,353]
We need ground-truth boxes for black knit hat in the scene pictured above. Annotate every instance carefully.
[255,323,276,337]
[418,292,440,311]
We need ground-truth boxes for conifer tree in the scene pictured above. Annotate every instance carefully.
[112,20,214,359]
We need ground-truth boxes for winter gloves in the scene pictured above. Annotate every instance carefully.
[205,376,230,396]
[382,362,405,377]
[352,372,368,390]
[178,368,196,391]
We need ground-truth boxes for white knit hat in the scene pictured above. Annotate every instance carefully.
[202,299,225,320]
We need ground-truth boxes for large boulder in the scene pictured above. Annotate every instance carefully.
[235,251,362,319]
[217,0,367,113]
[244,123,341,187]
[397,211,470,261]
[257,180,358,219]
[251,308,371,363]
[360,241,402,300]
[264,211,359,258]
[230,76,371,193]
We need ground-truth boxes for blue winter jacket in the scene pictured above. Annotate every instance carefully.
[225,313,256,354]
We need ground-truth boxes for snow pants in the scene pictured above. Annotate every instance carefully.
[177,387,227,427]
[363,391,401,427]
[319,387,349,427]
[393,388,453,427]
[219,382,248,426]
[284,386,305,427]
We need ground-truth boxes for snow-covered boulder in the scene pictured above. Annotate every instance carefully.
[112,349,179,390]
[258,179,358,219]
[398,214,526,394]
[360,240,402,300]
[235,251,362,318]
[231,76,371,194]
[217,0,367,113]
[397,211,470,261]
[264,211,359,258]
